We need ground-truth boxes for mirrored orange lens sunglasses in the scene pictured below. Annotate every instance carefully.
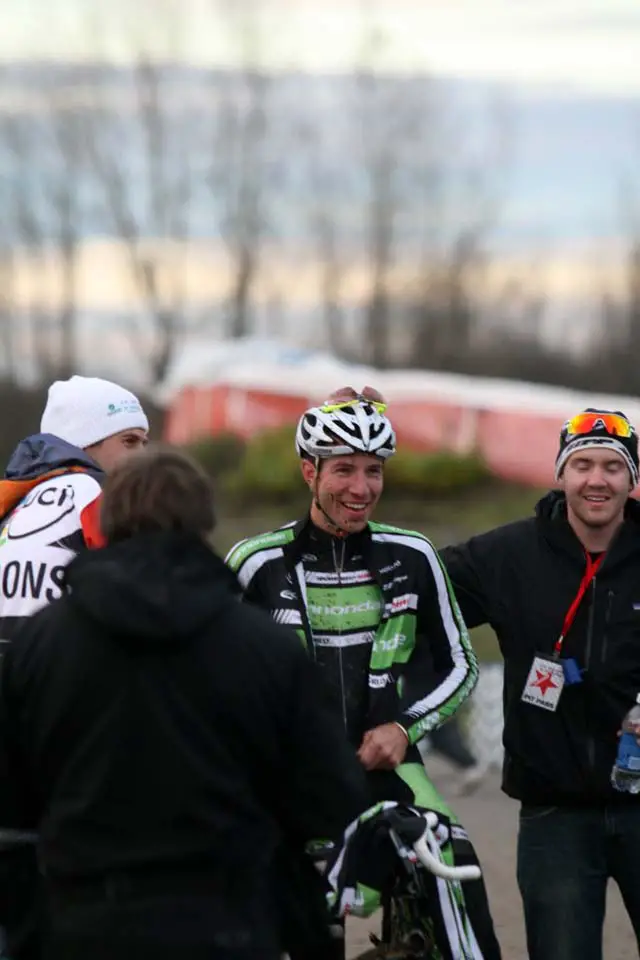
[565,412,633,438]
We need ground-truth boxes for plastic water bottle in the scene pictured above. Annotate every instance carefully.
[611,694,640,794]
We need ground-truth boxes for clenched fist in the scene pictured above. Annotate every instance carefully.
[357,722,409,771]
[324,385,387,405]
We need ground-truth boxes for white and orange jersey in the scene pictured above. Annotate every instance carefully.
[0,435,105,644]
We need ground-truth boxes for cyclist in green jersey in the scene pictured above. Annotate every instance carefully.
[226,388,501,959]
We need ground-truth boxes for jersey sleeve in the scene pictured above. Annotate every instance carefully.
[225,534,289,607]
[400,541,478,741]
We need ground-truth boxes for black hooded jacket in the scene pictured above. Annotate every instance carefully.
[441,491,640,807]
[0,531,368,888]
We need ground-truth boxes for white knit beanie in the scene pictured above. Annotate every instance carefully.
[40,376,149,450]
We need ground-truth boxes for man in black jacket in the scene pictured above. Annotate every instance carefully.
[0,448,369,960]
[441,408,640,960]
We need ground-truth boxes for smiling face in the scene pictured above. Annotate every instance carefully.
[560,447,631,542]
[301,453,384,534]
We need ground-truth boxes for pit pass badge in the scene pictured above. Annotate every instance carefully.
[521,656,565,712]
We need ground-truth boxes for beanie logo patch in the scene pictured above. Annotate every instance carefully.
[107,399,143,417]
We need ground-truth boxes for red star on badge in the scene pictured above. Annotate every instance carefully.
[532,669,557,696]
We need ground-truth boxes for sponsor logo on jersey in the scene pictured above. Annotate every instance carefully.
[3,483,76,541]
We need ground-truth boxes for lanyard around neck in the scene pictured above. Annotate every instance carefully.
[554,551,604,658]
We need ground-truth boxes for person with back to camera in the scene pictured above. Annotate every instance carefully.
[0,446,369,960]
[0,374,149,959]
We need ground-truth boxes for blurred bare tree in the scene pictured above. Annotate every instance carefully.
[594,242,640,393]
[45,88,85,379]
[585,178,640,394]
[214,70,270,340]
[0,155,17,380]
[83,53,195,385]
[404,92,516,372]
[622,239,640,358]
[345,17,520,372]
[0,108,47,382]
[298,107,351,356]
[0,256,16,382]
[352,27,403,368]
[314,198,348,357]
[0,83,84,383]
[210,0,271,340]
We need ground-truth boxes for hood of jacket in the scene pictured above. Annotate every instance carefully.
[0,433,103,521]
[65,530,242,649]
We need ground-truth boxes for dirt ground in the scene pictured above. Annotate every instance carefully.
[345,757,638,959]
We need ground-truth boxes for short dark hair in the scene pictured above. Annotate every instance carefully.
[101,446,216,543]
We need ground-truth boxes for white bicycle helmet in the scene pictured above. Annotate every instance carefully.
[295,398,396,461]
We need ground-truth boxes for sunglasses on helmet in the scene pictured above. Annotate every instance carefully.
[319,396,388,415]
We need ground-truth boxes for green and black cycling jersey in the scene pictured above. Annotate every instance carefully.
[227,518,503,959]
[226,516,478,748]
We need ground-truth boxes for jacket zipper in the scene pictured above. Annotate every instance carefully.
[585,579,597,770]
[332,538,348,733]
[600,590,614,663]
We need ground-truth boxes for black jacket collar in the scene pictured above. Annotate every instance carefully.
[287,514,372,561]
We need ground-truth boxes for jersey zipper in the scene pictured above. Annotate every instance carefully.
[293,560,316,659]
[332,537,348,733]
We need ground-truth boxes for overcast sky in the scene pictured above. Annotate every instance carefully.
[1,0,639,97]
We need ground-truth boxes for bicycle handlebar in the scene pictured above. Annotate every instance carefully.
[403,812,481,882]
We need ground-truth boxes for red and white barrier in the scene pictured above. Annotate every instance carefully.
[163,346,640,490]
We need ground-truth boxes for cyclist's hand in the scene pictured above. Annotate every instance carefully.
[357,723,408,770]
[324,385,387,405]
[325,386,358,403]
[361,385,386,403]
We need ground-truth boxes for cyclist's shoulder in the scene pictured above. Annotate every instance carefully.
[368,521,436,554]
[30,468,101,502]
[225,520,299,571]
[466,515,536,551]
[66,470,103,508]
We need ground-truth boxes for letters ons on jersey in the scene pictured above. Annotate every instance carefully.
[0,473,101,628]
